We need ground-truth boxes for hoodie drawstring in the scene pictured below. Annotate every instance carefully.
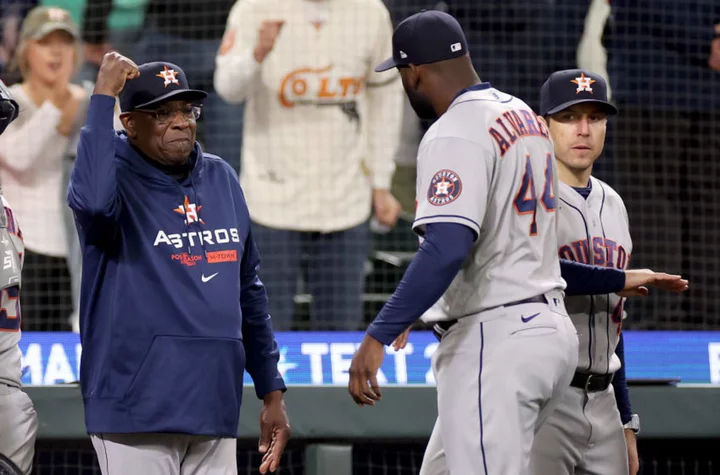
[192,176,208,259]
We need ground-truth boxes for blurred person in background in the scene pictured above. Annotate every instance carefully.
[0,6,88,331]
[0,0,37,84]
[80,0,245,172]
[214,0,403,331]
[609,0,720,328]
[576,0,611,97]
[36,0,149,84]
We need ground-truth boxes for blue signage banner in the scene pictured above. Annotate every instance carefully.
[16,331,720,386]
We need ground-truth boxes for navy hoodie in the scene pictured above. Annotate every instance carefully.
[67,95,286,436]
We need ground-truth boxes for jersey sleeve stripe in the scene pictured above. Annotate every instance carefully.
[412,215,481,239]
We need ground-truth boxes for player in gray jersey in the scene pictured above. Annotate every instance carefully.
[349,11,579,475]
[528,69,688,475]
[0,78,38,474]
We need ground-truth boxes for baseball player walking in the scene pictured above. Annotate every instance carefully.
[67,53,290,474]
[0,79,38,475]
[528,69,688,475]
[348,11,580,474]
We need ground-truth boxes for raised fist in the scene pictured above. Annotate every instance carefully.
[93,52,140,97]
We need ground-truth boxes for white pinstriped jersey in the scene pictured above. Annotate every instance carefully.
[557,176,632,374]
[215,0,402,232]
[0,193,25,388]
[414,86,565,322]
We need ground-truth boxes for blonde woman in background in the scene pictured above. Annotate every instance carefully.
[0,6,119,332]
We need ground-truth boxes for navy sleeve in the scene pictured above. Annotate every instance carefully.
[613,333,633,425]
[560,259,625,296]
[67,95,122,230]
[367,223,475,345]
[240,227,287,399]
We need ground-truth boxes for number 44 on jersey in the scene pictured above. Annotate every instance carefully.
[513,153,556,235]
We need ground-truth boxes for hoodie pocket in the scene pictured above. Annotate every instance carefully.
[124,335,246,434]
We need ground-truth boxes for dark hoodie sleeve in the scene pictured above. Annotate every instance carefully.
[67,94,122,230]
[240,226,287,398]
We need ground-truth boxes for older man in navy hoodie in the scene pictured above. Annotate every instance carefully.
[67,52,290,474]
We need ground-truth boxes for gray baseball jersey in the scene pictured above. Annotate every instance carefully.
[557,176,632,374]
[414,85,579,475]
[0,192,37,475]
[414,86,565,322]
[0,193,24,388]
[529,176,632,475]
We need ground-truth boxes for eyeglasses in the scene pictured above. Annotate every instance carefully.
[133,104,203,124]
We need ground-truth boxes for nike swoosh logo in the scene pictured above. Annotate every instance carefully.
[521,312,540,323]
[201,272,219,283]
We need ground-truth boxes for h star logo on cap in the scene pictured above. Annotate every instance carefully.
[571,72,596,94]
[156,65,180,87]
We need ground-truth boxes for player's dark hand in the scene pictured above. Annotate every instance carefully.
[258,390,291,474]
[625,429,639,475]
[619,269,688,297]
[348,333,385,406]
[93,52,139,97]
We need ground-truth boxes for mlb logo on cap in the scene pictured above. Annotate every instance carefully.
[540,69,618,116]
[374,10,469,72]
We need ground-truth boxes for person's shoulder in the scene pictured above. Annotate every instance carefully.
[202,152,241,182]
[202,152,237,172]
[418,121,490,160]
[431,104,494,146]
[592,176,626,206]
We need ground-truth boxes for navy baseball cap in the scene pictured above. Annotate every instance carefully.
[374,10,468,72]
[120,61,207,112]
[540,69,617,116]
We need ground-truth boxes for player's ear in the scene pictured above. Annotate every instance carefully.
[407,64,422,90]
[120,113,137,139]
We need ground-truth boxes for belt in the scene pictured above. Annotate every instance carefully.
[432,294,548,340]
[570,372,614,393]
